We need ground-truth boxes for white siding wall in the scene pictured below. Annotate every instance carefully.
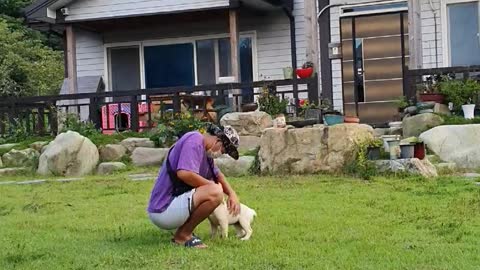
[420,0,443,68]
[76,29,104,78]
[66,0,229,22]
[73,2,308,98]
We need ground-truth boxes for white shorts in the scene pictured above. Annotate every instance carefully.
[148,189,196,230]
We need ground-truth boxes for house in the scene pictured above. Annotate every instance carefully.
[23,0,480,125]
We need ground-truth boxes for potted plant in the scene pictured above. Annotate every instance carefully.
[417,74,445,104]
[366,137,384,160]
[439,77,480,119]
[298,99,322,123]
[257,84,288,117]
[296,61,314,79]
[320,99,344,126]
[401,137,426,160]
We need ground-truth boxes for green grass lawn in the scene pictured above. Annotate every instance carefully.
[1,171,480,270]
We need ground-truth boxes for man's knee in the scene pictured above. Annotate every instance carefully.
[207,184,223,204]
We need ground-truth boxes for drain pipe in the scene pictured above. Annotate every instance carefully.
[429,0,439,68]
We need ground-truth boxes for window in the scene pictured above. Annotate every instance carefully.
[447,1,480,66]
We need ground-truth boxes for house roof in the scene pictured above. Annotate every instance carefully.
[24,0,293,24]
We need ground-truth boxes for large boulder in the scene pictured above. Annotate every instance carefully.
[120,138,155,153]
[0,156,3,168]
[238,136,261,153]
[97,162,127,175]
[433,103,451,116]
[374,158,438,178]
[402,113,444,137]
[215,155,255,177]
[99,144,127,162]
[220,111,273,136]
[37,131,99,176]
[2,148,39,168]
[131,147,168,167]
[420,125,480,169]
[259,124,374,174]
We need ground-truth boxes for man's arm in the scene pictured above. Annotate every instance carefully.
[216,171,240,216]
[177,170,213,188]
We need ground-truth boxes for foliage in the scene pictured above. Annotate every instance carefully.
[440,115,480,125]
[1,118,29,143]
[345,138,381,180]
[248,147,261,175]
[61,114,100,138]
[302,61,314,69]
[0,0,34,18]
[394,96,414,109]
[257,85,288,116]
[439,78,480,111]
[149,112,207,147]
[416,74,443,94]
[0,18,64,97]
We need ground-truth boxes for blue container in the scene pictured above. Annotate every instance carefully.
[323,114,344,126]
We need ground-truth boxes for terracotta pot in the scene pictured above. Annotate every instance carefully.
[419,93,445,104]
[344,116,360,124]
[296,67,314,79]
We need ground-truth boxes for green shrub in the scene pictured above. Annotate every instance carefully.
[248,147,261,175]
[257,85,288,116]
[439,78,480,111]
[149,112,207,147]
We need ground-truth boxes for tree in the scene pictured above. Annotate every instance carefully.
[0,18,64,97]
[0,0,34,17]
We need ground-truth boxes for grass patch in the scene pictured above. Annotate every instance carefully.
[440,115,480,125]
[1,173,480,269]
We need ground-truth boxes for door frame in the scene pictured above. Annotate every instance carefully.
[340,11,409,123]
[441,0,480,67]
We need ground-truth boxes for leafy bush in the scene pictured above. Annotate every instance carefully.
[248,147,261,175]
[439,78,480,111]
[344,138,380,180]
[0,18,63,97]
[440,115,480,125]
[61,114,100,138]
[149,112,207,147]
[257,85,288,116]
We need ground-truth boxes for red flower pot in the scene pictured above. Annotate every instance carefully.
[419,93,445,104]
[414,142,425,160]
[344,116,360,124]
[296,67,314,79]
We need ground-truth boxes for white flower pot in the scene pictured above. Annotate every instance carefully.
[462,104,476,119]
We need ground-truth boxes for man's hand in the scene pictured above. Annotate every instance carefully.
[227,193,240,216]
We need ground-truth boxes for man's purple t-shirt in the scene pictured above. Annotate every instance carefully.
[147,131,220,213]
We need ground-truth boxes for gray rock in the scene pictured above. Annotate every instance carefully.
[29,141,49,152]
[374,158,438,178]
[120,138,155,153]
[402,113,444,137]
[129,173,155,179]
[405,106,417,114]
[464,173,480,178]
[99,144,127,162]
[97,162,127,175]
[131,147,168,167]
[419,109,434,114]
[433,103,451,116]
[388,127,403,136]
[238,136,261,153]
[215,155,255,177]
[420,125,480,169]
[2,148,39,168]
[37,131,99,176]
[0,167,28,176]
[56,178,83,183]
[220,111,273,136]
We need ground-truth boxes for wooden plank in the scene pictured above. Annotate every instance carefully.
[65,25,78,94]
[304,0,319,68]
[408,0,423,69]
[229,9,240,81]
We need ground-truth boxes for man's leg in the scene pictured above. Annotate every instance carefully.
[173,183,223,245]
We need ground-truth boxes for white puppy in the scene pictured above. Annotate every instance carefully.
[208,202,257,241]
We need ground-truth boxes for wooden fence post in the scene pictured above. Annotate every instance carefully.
[130,95,139,132]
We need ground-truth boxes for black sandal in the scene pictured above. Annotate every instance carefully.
[172,236,206,248]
